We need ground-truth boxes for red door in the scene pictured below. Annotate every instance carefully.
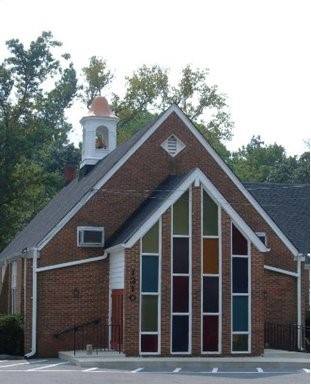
[111,289,123,351]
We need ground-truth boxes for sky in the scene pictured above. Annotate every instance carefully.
[0,0,310,155]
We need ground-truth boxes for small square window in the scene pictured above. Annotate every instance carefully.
[77,226,104,247]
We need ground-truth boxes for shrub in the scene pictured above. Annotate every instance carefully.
[0,314,24,355]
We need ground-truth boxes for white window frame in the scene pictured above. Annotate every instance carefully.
[231,223,251,354]
[201,187,222,354]
[139,220,161,355]
[77,226,104,247]
[170,189,192,355]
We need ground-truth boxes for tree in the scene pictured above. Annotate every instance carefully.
[231,136,310,183]
[82,61,233,159]
[82,56,113,107]
[0,32,79,250]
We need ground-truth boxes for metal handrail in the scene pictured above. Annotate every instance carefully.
[54,318,101,338]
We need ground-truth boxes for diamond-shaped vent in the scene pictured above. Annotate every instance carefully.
[161,135,185,157]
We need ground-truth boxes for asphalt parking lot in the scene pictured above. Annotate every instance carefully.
[0,358,309,383]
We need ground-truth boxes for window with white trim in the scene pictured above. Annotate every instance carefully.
[140,221,161,354]
[202,189,221,353]
[11,261,17,314]
[171,190,191,353]
[231,224,251,353]
[77,226,104,247]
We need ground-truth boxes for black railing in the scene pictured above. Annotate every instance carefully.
[265,322,310,351]
[54,319,121,355]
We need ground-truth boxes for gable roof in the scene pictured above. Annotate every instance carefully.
[106,168,269,253]
[243,183,310,254]
[0,104,301,261]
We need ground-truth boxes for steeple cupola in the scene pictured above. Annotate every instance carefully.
[80,96,118,174]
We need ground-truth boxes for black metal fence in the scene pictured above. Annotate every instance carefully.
[54,319,121,355]
[265,322,310,351]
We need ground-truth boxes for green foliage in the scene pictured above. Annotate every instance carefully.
[231,136,310,183]
[82,61,233,146]
[0,32,79,250]
[0,314,24,355]
[82,56,113,107]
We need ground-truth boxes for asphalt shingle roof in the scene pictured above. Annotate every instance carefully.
[243,183,310,254]
[105,171,193,248]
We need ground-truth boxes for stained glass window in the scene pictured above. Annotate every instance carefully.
[141,255,159,292]
[203,315,218,352]
[141,295,158,332]
[173,276,189,312]
[203,239,219,274]
[173,191,189,235]
[233,296,248,331]
[142,222,159,253]
[232,224,248,255]
[173,238,189,274]
[203,277,219,313]
[172,315,189,352]
[232,334,248,352]
[141,335,158,352]
[203,191,218,236]
[232,258,248,293]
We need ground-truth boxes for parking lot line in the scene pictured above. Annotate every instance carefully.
[131,367,144,373]
[27,362,68,371]
[0,362,30,368]
[83,367,98,372]
[257,367,264,373]
[212,367,218,373]
[172,367,181,373]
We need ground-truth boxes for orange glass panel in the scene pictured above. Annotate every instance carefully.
[203,239,219,274]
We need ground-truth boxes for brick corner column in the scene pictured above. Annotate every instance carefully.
[251,246,265,355]
[192,186,201,355]
[123,243,140,356]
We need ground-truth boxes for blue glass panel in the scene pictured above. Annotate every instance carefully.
[232,258,248,293]
[233,296,248,332]
[172,315,189,352]
[203,277,219,313]
[142,255,158,292]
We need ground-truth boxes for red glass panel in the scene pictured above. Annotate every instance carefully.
[141,334,158,352]
[232,224,248,255]
[173,276,189,312]
[203,315,218,351]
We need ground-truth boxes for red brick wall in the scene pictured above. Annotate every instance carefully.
[36,259,109,357]
[24,111,298,356]
[0,265,9,314]
[264,270,297,324]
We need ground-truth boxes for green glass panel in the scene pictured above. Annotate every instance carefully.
[203,191,218,236]
[232,334,248,351]
[173,191,189,235]
[142,222,159,253]
[141,295,158,332]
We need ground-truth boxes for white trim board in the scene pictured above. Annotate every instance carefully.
[264,264,298,277]
[116,168,268,253]
[34,104,297,256]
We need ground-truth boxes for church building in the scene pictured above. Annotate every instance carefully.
[0,97,309,357]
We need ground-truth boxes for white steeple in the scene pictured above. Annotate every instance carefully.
[80,96,118,171]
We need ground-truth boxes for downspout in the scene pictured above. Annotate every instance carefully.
[25,249,38,358]
[297,254,302,350]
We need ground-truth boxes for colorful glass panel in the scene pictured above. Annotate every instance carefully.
[203,315,218,351]
[142,222,159,253]
[141,295,158,332]
[173,276,189,312]
[203,239,219,274]
[203,191,218,236]
[141,255,158,292]
[203,277,219,313]
[173,191,189,235]
[173,238,189,274]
